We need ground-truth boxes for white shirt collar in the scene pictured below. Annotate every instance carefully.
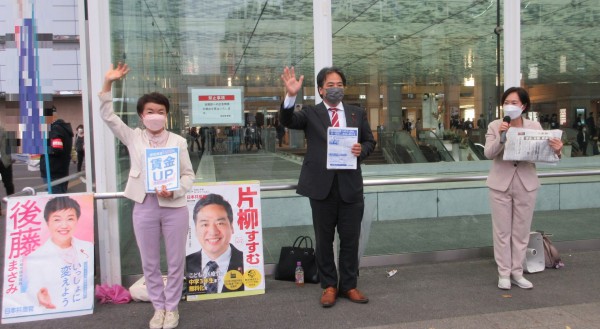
[201,245,232,273]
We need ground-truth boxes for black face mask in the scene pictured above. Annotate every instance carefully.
[323,87,344,104]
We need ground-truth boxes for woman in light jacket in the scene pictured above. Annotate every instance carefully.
[485,87,562,290]
[99,63,194,329]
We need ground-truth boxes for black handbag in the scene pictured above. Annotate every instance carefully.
[274,236,319,283]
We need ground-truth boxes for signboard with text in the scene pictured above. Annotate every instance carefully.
[189,87,244,125]
[2,193,95,324]
[145,147,180,192]
[184,181,265,301]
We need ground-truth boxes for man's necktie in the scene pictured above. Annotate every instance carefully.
[330,108,339,127]
[205,261,219,293]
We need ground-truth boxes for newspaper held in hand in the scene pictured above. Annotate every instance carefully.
[326,127,358,170]
[502,128,562,164]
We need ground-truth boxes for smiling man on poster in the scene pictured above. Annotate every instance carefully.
[186,194,245,294]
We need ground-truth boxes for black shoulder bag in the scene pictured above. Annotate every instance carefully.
[274,236,319,283]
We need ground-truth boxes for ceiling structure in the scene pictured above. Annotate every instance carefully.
[111,0,600,97]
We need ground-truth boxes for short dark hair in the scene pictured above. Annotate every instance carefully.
[502,87,531,112]
[44,196,81,222]
[192,194,233,225]
[316,67,346,89]
[136,92,170,116]
[43,106,57,117]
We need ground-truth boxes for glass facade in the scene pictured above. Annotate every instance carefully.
[100,1,600,277]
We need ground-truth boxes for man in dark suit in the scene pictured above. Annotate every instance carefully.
[279,66,376,307]
[186,194,244,294]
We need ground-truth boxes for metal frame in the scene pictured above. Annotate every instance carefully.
[5,169,600,284]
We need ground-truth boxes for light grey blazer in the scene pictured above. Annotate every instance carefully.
[484,117,542,192]
[98,91,195,207]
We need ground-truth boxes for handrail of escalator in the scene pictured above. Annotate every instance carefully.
[465,138,486,160]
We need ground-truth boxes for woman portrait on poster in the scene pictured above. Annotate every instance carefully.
[24,196,94,311]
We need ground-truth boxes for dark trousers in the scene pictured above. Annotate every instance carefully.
[189,138,201,151]
[77,150,85,172]
[309,175,364,292]
[0,161,14,195]
[581,141,588,155]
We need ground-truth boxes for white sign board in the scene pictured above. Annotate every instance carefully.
[189,87,244,125]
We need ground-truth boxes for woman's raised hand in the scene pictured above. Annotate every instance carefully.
[102,63,130,92]
[105,62,130,82]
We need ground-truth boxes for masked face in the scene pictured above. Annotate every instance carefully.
[503,104,523,120]
[324,87,344,105]
[320,72,345,105]
[143,113,166,132]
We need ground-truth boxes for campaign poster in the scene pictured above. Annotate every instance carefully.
[185,181,265,301]
[2,193,95,324]
[145,147,180,192]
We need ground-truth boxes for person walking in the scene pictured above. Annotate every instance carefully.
[484,87,562,290]
[275,121,286,147]
[99,63,195,329]
[74,124,85,172]
[40,107,74,194]
[189,127,201,152]
[279,66,376,307]
[0,124,15,215]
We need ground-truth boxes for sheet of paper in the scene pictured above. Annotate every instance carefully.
[326,127,358,170]
[145,147,180,192]
[503,128,562,163]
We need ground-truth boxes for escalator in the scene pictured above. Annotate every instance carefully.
[380,130,487,164]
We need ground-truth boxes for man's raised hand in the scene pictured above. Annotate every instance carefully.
[281,66,304,97]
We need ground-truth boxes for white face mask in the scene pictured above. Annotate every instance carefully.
[143,113,166,132]
[503,105,523,120]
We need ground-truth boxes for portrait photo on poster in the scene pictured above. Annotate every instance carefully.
[184,182,265,301]
[2,193,95,324]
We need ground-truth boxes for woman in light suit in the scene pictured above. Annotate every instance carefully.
[485,87,562,290]
[99,63,195,329]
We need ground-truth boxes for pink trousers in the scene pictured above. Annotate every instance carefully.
[489,174,538,278]
[133,194,189,311]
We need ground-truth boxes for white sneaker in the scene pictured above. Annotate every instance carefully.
[163,310,179,329]
[498,277,511,290]
[511,276,533,289]
[149,310,165,329]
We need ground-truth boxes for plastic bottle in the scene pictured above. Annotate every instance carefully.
[295,261,304,287]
